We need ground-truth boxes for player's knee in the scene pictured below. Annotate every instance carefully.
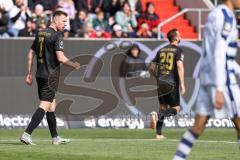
[39,101,52,112]
[49,105,56,112]
[49,99,56,112]
[39,106,48,112]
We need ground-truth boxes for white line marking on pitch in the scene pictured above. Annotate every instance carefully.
[0,138,238,144]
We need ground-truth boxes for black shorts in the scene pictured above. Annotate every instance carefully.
[158,86,180,107]
[36,77,58,102]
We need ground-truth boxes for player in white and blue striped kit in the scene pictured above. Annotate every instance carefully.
[173,0,240,159]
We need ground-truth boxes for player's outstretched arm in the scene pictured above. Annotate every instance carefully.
[177,60,185,95]
[26,49,35,86]
[56,51,80,69]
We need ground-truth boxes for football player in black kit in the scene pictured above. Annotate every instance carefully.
[149,29,185,140]
[20,10,80,145]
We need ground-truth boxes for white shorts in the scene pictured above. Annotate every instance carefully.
[195,84,240,119]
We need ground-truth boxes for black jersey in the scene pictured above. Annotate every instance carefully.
[152,44,184,86]
[31,27,64,79]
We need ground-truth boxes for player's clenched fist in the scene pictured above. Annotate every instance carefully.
[179,83,185,95]
[26,73,33,86]
[214,90,224,110]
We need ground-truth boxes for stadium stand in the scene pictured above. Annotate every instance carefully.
[141,0,198,39]
[0,0,236,39]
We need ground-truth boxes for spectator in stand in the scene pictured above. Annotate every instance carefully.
[74,0,100,13]
[126,0,142,18]
[138,2,160,38]
[0,5,10,37]
[7,0,31,37]
[28,0,55,11]
[73,0,88,11]
[115,1,137,37]
[108,15,116,29]
[72,9,90,37]
[107,0,123,31]
[109,0,126,16]
[86,0,119,18]
[109,0,120,16]
[137,22,153,38]
[111,24,127,38]
[28,0,56,19]
[58,0,76,20]
[0,0,14,12]
[88,25,111,39]
[19,18,37,37]
[74,0,105,25]
[92,10,110,32]
[31,4,48,30]
[92,0,114,18]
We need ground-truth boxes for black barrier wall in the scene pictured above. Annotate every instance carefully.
[0,39,238,128]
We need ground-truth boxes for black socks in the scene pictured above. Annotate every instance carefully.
[156,108,178,135]
[46,112,58,138]
[25,108,45,135]
[156,114,165,135]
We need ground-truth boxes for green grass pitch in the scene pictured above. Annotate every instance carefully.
[0,128,239,160]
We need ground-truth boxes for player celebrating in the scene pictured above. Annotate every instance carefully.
[149,29,185,140]
[20,10,80,145]
[173,0,240,159]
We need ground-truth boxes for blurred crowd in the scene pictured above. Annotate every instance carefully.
[0,0,164,39]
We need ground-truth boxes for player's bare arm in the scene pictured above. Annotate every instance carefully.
[177,60,185,95]
[214,88,225,109]
[56,51,80,69]
[26,49,35,86]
